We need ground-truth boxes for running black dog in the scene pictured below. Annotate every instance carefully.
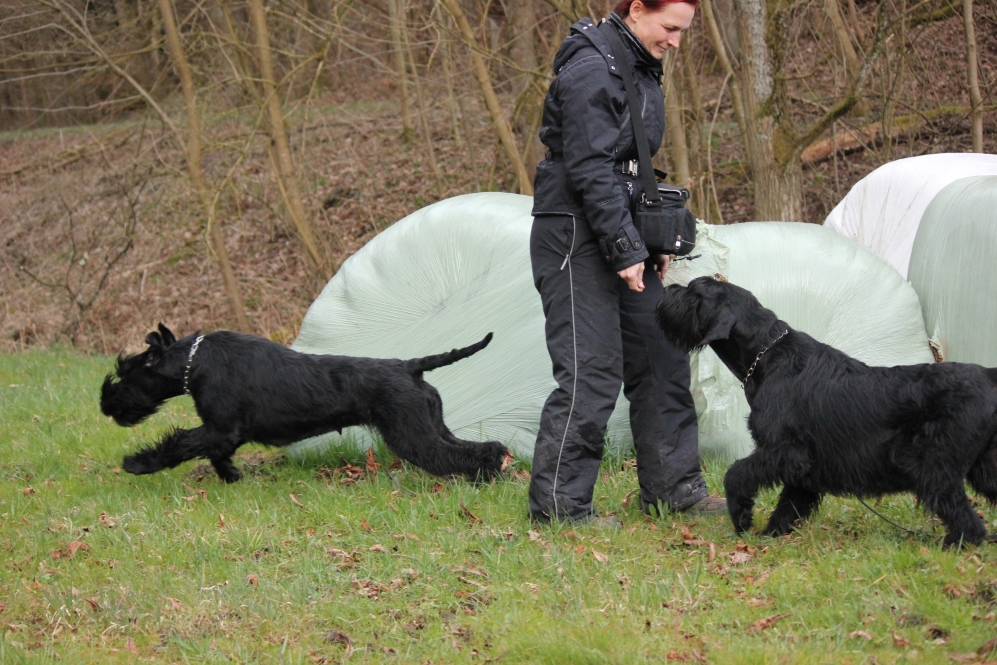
[656,276,997,547]
[100,325,510,482]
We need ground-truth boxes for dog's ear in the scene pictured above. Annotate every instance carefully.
[143,331,163,367]
[158,323,176,347]
[699,307,737,345]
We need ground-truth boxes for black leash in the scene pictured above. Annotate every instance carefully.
[855,497,936,542]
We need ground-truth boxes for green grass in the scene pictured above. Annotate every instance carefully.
[1,351,996,664]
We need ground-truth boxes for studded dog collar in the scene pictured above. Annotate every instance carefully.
[183,334,205,396]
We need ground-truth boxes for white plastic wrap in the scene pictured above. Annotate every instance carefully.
[289,193,632,458]
[908,175,997,366]
[288,194,933,461]
[824,153,997,278]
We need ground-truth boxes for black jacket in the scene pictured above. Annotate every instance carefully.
[532,15,665,271]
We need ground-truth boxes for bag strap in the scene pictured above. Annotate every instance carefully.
[599,21,660,206]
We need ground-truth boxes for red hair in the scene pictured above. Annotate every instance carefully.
[614,0,700,17]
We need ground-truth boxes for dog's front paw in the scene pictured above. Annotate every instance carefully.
[727,498,753,534]
[122,450,161,475]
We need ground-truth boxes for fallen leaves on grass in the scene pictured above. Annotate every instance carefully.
[892,633,911,647]
[83,598,100,611]
[460,502,483,524]
[366,449,380,476]
[245,574,259,586]
[592,550,609,564]
[849,630,873,640]
[325,629,352,647]
[360,519,373,532]
[751,614,788,631]
[22,487,35,495]
[163,597,182,613]
[126,637,138,653]
[290,493,304,508]
[98,512,115,527]
[368,544,387,553]
[49,540,89,559]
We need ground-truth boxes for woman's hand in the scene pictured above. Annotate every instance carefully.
[618,262,645,292]
[654,254,672,280]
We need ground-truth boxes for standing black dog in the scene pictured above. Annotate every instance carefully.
[656,276,997,547]
[100,324,511,482]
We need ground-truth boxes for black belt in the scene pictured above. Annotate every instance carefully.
[544,151,640,177]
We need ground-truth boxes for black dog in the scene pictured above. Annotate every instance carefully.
[657,276,997,547]
[100,324,510,482]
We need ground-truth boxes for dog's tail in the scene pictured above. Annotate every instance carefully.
[406,333,493,375]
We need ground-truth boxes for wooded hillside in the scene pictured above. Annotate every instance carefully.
[1,0,994,351]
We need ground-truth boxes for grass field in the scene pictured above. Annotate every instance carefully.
[1,350,996,664]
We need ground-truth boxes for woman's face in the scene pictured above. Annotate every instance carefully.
[624,1,696,59]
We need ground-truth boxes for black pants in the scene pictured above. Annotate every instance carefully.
[528,215,707,521]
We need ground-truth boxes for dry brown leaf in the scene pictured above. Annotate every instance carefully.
[197,489,207,499]
[245,574,259,586]
[368,544,387,553]
[892,632,911,647]
[460,502,483,524]
[752,614,788,631]
[729,551,751,565]
[66,541,89,558]
[0,603,5,613]
[290,493,304,508]
[126,637,138,653]
[99,512,115,528]
[681,526,696,540]
[459,576,487,590]
[22,487,35,495]
[849,630,873,640]
[360,519,373,532]
[326,630,351,646]
[592,550,609,563]
[707,542,716,563]
[84,598,100,611]
[366,449,380,476]
[218,514,225,529]
[501,451,514,471]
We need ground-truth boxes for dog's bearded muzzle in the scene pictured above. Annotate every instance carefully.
[100,374,163,427]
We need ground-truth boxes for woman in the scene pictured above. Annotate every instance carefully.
[529,0,725,523]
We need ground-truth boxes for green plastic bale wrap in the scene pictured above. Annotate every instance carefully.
[287,193,633,458]
[287,194,933,461]
[663,221,934,459]
[908,175,997,366]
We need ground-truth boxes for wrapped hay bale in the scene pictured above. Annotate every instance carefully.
[288,193,633,458]
[908,176,997,366]
[288,194,932,461]
[824,153,997,278]
[663,222,934,459]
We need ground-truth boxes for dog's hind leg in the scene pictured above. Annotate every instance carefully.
[762,485,822,536]
[967,445,997,506]
[919,484,987,547]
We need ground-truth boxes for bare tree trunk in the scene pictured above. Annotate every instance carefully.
[962,0,984,152]
[663,52,690,188]
[440,0,534,195]
[678,34,706,215]
[825,0,869,116]
[246,0,329,278]
[158,0,250,331]
[508,0,543,179]
[388,0,415,143]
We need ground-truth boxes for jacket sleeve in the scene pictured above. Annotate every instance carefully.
[556,53,649,270]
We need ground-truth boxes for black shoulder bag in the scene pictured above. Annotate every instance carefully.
[600,22,696,256]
